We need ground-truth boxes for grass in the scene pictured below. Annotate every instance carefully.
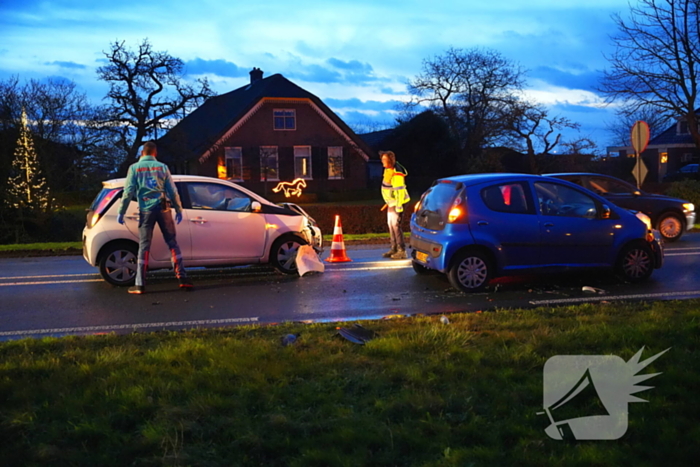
[0,241,82,252]
[0,300,698,466]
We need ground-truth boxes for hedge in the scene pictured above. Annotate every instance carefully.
[303,204,412,235]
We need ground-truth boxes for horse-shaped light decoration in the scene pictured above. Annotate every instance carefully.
[272,178,307,198]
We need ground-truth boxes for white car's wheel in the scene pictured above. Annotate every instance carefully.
[271,235,307,275]
[99,242,138,286]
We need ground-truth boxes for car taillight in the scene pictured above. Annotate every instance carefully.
[87,189,120,228]
[447,196,465,223]
[448,206,463,223]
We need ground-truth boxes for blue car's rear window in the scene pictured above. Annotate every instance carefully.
[422,182,461,211]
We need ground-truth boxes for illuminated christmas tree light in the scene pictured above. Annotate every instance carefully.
[5,109,55,212]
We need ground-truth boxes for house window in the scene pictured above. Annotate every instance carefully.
[660,151,668,164]
[294,146,312,179]
[328,147,343,179]
[273,109,296,130]
[260,146,279,181]
[679,121,689,134]
[682,153,694,163]
[224,147,243,180]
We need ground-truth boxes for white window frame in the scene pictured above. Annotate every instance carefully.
[273,109,296,131]
[260,146,279,181]
[294,146,313,180]
[328,146,344,179]
[224,147,243,181]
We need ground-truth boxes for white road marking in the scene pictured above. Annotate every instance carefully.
[0,316,260,337]
[529,290,700,306]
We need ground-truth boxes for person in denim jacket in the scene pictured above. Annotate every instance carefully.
[117,141,193,294]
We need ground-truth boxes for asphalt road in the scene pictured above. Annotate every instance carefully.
[2,235,700,340]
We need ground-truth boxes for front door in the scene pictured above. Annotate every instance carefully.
[183,182,267,260]
[534,181,615,266]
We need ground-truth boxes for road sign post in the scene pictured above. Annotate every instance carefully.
[630,121,650,189]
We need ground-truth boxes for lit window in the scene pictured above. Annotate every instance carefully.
[273,109,296,130]
[294,146,312,179]
[328,147,343,179]
[260,146,279,181]
[660,151,668,164]
[224,147,243,180]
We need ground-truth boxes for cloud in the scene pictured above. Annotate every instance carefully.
[184,58,247,78]
[286,58,383,85]
[288,64,343,83]
[324,97,403,112]
[550,102,609,115]
[531,66,603,92]
[44,61,87,70]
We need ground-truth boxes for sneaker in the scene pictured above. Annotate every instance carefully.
[382,248,397,258]
[390,249,407,260]
[128,285,145,294]
[179,278,194,290]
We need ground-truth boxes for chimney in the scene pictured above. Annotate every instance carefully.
[249,67,263,84]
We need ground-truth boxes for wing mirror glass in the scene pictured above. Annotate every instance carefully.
[600,204,611,219]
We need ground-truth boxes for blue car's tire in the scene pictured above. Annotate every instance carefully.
[616,242,654,283]
[447,250,493,292]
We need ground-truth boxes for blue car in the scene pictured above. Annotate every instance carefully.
[410,174,664,292]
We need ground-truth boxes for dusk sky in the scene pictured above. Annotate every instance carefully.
[1,0,635,150]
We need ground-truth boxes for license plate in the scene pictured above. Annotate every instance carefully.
[415,251,428,263]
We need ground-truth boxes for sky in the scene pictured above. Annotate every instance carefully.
[0,0,635,150]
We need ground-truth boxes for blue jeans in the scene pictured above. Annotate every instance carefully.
[387,206,405,251]
[136,208,187,286]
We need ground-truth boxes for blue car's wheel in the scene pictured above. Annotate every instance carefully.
[616,243,654,282]
[448,250,493,292]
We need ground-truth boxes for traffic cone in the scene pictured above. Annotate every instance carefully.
[325,215,352,263]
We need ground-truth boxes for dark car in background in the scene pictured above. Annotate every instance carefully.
[663,163,699,182]
[547,173,695,242]
[410,174,663,292]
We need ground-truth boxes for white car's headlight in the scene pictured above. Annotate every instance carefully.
[683,203,694,212]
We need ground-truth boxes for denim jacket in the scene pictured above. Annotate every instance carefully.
[118,156,183,215]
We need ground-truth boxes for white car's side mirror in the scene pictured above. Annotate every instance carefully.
[251,201,262,212]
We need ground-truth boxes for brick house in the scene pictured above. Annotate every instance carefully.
[157,68,376,197]
[607,111,700,182]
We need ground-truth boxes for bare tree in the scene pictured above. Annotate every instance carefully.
[408,47,525,171]
[606,105,670,146]
[97,39,214,173]
[0,76,118,192]
[600,0,700,149]
[502,100,581,173]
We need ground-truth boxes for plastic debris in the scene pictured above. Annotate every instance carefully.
[281,333,300,346]
[439,315,450,325]
[337,324,377,345]
[582,286,606,294]
[296,245,325,276]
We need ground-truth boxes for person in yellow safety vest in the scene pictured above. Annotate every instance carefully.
[380,150,410,259]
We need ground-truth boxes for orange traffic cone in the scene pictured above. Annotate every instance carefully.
[325,215,352,263]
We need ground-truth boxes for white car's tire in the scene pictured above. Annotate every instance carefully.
[270,235,307,275]
[99,242,138,286]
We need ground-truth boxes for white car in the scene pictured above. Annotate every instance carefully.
[83,175,323,286]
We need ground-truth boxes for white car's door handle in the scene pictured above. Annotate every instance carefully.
[190,217,208,224]
[125,213,139,221]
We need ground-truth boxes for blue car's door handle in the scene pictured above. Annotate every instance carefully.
[477,221,488,226]
[544,222,554,227]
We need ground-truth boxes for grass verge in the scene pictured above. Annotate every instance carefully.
[1,300,698,466]
[0,241,82,252]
